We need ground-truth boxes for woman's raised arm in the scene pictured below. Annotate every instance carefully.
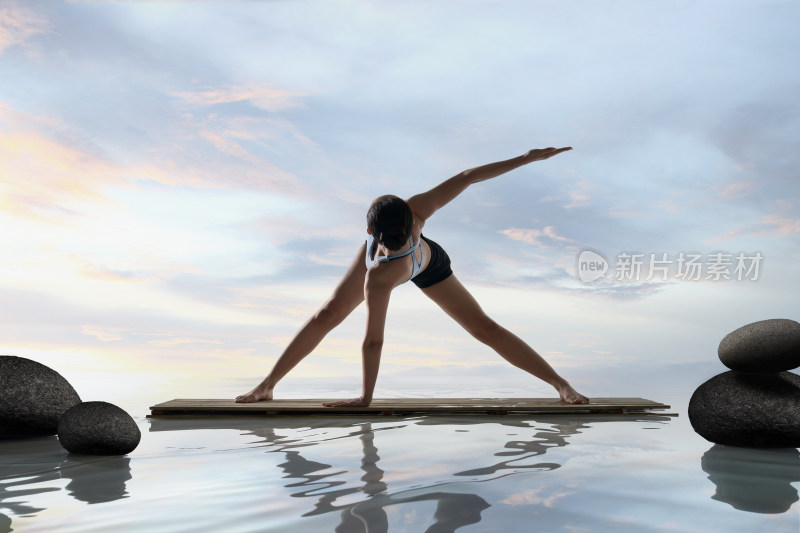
[406,147,571,224]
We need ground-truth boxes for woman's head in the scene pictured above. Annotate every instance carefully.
[367,195,413,251]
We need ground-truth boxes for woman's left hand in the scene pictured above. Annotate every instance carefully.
[323,397,372,408]
[522,146,572,162]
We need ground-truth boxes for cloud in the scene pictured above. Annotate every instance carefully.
[501,486,575,508]
[499,226,574,248]
[564,179,592,209]
[703,213,799,245]
[704,228,743,245]
[719,180,755,200]
[0,98,312,231]
[170,83,307,112]
[81,325,124,342]
[0,101,182,221]
[153,106,314,195]
[0,125,119,220]
[65,255,138,283]
[0,3,51,54]
[148,337,224,348]
[223,115,317,147]
[763,214,800,236]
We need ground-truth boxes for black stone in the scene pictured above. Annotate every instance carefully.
[718,318,800,373]
[57,401,141,455]
[0,355,82,438]
[688,371,800,448]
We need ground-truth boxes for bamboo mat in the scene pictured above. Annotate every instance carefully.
[148,397,675,417]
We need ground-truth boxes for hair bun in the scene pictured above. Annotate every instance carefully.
[379,232,405,251]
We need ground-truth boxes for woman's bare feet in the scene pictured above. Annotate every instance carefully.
[235,379,274,403]
[322,397,372,408]
[557,383,589,405]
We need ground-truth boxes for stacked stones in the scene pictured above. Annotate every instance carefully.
[0,355,140,455]
[689,319,800,448]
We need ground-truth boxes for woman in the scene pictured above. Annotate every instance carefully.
[236,147,589,407]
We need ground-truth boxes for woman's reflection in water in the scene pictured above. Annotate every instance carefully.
[245,416,634,533]
[251,422,489,532]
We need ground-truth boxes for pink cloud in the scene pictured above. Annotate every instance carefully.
[171,83,307,112]
[565,180,592,208]
[0,103,185,221]
[704,228,743,244]
[0,100,310,224]
[0,4,51,54]
[763,214,800,235]
[719,180,755,199]
[499,226,573,248]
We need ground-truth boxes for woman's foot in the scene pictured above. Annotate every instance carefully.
[557,383,589,405]
[235,379,273,403]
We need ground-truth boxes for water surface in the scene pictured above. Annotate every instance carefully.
[1,401,798,532]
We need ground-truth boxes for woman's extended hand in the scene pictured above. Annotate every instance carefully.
[322,397,372,408]
[522,146,572,162]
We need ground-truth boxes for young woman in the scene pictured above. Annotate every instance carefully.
[236,147,589,407]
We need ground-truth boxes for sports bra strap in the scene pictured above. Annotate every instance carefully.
[366,234,425,281]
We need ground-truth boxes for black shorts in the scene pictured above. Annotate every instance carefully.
[412,235,453,289]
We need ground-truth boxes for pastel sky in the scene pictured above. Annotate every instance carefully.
[1,1,798,406]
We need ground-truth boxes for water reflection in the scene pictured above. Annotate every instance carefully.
[62,456,132,504]
[448,419,591,477]
[150,414,671,532]
[0,436,67,520]
[252,422,490,532]
[701,444,800,514]
[0,435,133,529]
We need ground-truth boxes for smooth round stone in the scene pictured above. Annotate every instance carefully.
[57,401,141,455]
[688,371,800,448]
[0,355,82,438]
[718,318,800,373]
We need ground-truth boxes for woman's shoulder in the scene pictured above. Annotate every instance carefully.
[406,201,426,232]
[365,258,407,291]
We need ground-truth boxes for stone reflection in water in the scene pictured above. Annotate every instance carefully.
[0,434,133,530]
[60,455,132,504]
[0,436,68,522]
[701,444,800,514]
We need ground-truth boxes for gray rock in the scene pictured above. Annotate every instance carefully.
[0,355,82,438]
[688,371,800,448]
[718,318,800,373]
[57,401,141,455]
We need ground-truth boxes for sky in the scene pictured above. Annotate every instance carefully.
[1,0,798,408]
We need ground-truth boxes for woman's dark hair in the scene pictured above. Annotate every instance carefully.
[367,195,413,251]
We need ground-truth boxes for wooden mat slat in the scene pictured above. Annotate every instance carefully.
[148,398,674,417]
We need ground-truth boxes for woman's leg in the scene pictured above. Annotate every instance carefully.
[236,243,369,402]
[421,275,589,404]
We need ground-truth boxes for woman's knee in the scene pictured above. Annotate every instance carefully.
[313,298,353,329]
[469,316,503,344]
